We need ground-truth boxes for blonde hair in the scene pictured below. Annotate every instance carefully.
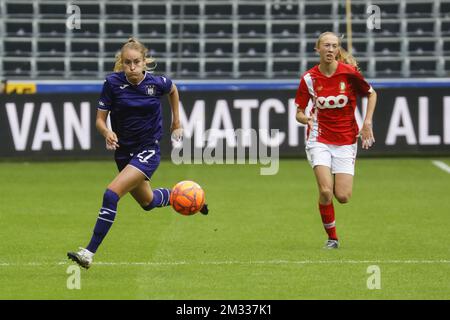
[315,31,360,71]
[113,38,156,72]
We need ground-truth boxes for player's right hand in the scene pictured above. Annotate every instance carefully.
[105,131,119,150]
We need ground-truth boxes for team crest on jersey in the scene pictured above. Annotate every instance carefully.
[146,85,156,96]
[339,81,346,93]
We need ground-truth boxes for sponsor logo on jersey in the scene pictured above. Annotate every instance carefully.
[339,81,346,93]
[316,95,348,109]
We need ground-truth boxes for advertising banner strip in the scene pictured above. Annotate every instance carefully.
[1,88,449,159]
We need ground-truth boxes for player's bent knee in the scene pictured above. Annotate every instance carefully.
[319,189,333,203]
[335,193,351,204]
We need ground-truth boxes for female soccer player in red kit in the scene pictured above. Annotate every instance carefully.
[295,32,377,249]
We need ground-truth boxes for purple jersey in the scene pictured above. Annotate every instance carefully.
[98,71,173,152]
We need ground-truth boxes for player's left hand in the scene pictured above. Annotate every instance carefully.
[171,121,183,142]
[359,122,375,149]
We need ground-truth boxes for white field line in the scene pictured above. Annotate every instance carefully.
[1,259,450,267]
[432,160,450,174]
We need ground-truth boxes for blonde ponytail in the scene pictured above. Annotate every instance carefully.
[113,37,156,72]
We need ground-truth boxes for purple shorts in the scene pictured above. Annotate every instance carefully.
[115,145,161,180]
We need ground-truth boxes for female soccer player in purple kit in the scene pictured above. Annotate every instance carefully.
[68,38,208,269]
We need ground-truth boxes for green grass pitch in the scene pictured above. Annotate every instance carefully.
[0,158,449,299]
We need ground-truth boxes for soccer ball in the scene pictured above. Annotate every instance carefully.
[170,180,205,215]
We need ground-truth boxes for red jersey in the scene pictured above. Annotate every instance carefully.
[295,62,373,145]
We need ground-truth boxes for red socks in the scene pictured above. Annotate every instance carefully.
[319,202,338,240]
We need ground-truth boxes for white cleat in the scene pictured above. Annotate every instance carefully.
[323,239,339,249]
[67,247,94,269]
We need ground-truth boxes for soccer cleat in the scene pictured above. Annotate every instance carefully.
[323,239,339,249]
[200,203,209,215]
[67,247,94,269]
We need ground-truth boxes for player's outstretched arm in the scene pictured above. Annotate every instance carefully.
[168,83,183,141]
[96,109,119,150]
[360,89,377,149]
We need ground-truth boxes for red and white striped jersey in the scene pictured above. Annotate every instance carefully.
[295,62,373,145]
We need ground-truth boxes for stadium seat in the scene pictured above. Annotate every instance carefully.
[441,21,450,35]
[407,20,435,37]
[306,58,319,70]
[350,40,368,57]
[205,41,233,58]
[272,42,300,58]
[70,60,99,77]
[375,59,404,77]
[37,40,66,57]
[337,21,368,37]
[270,3,299,20]
[239,61,266,78]
[204,23,233,38]
[71,41,100,57]
[441,2,450,17]
[444,39,450,54]
[104,40,124,58]
[105,3,133,18]
[204,4,233,19]
[304,3,333,19]
[171,61,200,77]
[304,40,318,57]
[170,42,200,58]
[137,4,166,19]
[38,21,67,37]
[238,4,266,19]
[238,42,266,57]
[305,22,334,37]
[171,23,200,38]
[5,21,33,37]
[171,4,200,19]
[2,58,31,76]
[374,39,402,56]
[5,2,33,17]
[445,59,450,72]
[356,59,369,74]
[77,3,100,18]
[379,3,401,18]
[271,22,300,38]
[138,23,167,38]
[409,58,437,76]
[147,41,167,59]
[105,22,133,38]
[205,61,233,77]
[408,40,436,56]
[37,59,65,77]
[272,61,301,78]
[103,59,116,74]
[405,2,434,17]
[4,40,32,57]
[71,22,100,38]
[38,3,66,18]
[238,22,267,38]
[337,2,367,19]
[371,21,401,37]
